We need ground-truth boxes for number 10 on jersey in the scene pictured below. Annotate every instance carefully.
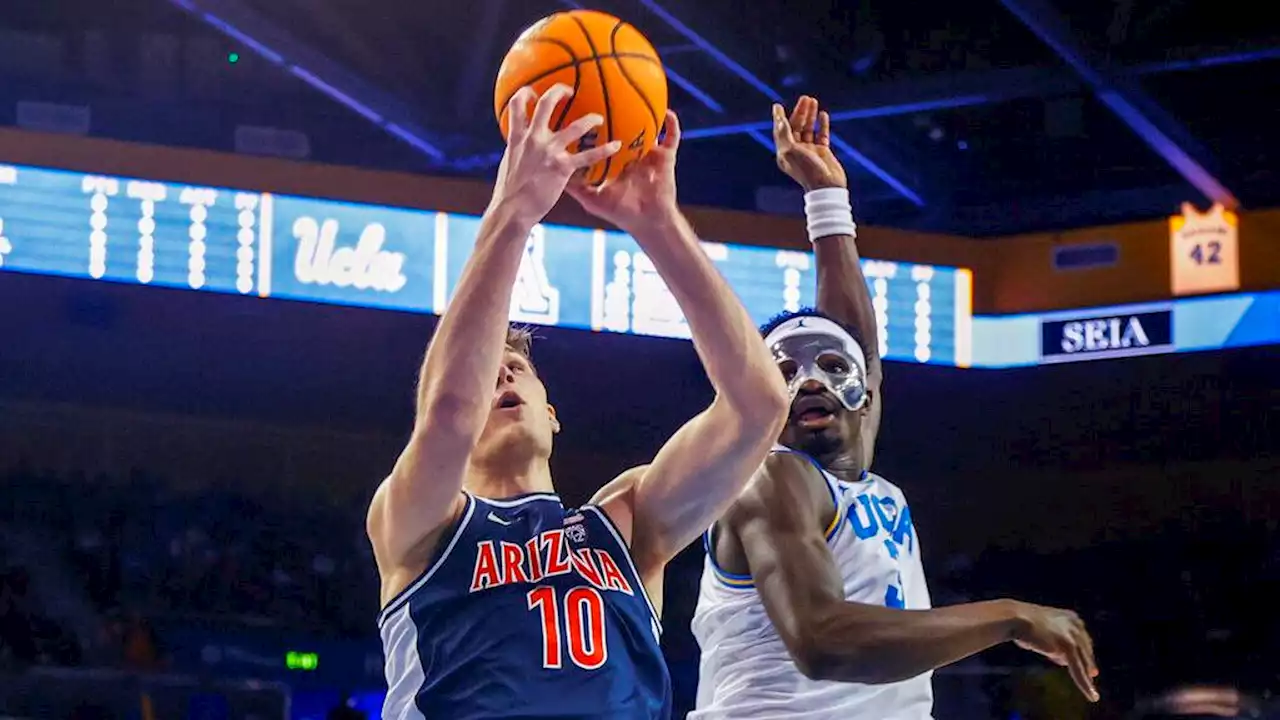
[528,585,608,670]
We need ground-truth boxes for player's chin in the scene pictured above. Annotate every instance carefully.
[782,424,842,455]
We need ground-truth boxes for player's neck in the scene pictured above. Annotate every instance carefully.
[815,447,867,484]
[465,457,556,499]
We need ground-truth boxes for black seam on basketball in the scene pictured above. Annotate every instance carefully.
[495,52,660,117]
[529,35,660,65]
[554,59,583,131]
[568,13,614,187]
[531,35,581,125]
[497,37,576,114]
[609,22,661,140]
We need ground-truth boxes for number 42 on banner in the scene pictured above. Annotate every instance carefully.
[1169,202,1240,297]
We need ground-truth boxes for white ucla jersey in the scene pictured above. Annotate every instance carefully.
[690,447,934,720]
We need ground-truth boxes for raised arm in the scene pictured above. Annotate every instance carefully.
[366,85,620,580]
[570,112,789,578]
[773,97,884,465]
[726,451,1100,700]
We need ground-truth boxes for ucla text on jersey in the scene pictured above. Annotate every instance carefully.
[379,492,672,720]
[839,479,917,609]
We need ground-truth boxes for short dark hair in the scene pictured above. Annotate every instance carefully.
[505,325,535,361]
[759,308,866,351]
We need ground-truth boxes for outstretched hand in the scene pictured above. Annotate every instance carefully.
[773,95,847,192]
[494,84,622,225]
[566,110,681,233]
[1011,601,1101,702]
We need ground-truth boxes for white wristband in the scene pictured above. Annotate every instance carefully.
[804,187,857,243]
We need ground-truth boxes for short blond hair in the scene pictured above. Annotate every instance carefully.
[505,324,534,361]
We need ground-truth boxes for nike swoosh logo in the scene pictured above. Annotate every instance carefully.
[487,512,512,526]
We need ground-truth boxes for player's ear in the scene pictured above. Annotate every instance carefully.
[547,404,561,434]
[859,387,875,416]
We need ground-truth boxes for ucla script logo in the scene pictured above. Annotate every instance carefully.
[292,216,407,292]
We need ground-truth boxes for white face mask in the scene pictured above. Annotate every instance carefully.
[764,315,868,411]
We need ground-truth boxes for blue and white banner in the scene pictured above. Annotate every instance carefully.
[0,159,967,365]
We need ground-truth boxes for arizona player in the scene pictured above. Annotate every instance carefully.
[690,97,1100,719]
[366,84,788,719]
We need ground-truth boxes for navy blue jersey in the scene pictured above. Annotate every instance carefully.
[378,492,672,720]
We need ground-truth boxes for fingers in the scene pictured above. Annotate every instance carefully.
[530,83,574,134]
[1067,612,1098,679]
[1079,626,1098,678]
[1017,637,1067,666]
[817,110,831,147]
[789,97,807,142]
[1070,639,1100,701]
[566,140,622,170]
[506,86,538,141]
[1064,645,1099,702]
[554,113,604,147]
[800,96,817,144]
[772,103,794,151]
[659,110,681,150]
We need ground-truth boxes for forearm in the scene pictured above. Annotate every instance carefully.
[814,231,880,374]
[807,599,1020,684]
[631,211,778,410]
[416,202,533,420]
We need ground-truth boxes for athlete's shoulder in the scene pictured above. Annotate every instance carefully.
[863,470,909,502]
[760,444,827,477]
[721,449,831,534]
[583,464,648,549]
[589,464,647,507]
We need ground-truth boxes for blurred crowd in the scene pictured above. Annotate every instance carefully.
[0,562,81,668]
[0,464,378,662]
[1,464,1276,718]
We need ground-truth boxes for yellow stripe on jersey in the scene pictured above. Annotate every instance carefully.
[711,505,844,590]
[710,563,757,589]
[824,500,845,541]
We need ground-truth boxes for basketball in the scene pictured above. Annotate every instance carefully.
[494,10,668,187]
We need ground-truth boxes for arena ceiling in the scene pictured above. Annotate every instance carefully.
[6,0,1279,235]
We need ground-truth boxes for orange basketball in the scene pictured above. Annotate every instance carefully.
[494,10,668,187]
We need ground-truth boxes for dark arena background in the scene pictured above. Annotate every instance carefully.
[0,0,1278,718]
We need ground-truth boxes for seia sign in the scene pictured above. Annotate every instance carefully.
[1040,309,1173,363]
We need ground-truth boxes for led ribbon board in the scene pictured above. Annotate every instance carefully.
[0,161,969,366]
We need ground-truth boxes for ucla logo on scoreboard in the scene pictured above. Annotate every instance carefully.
[293,216,408,292]
[269,193,436,311]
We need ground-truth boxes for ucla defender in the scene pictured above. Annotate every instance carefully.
[366,84,788,719]
[690,97,1101,719]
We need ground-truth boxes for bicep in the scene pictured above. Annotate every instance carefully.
[369,419,472,565]
[628,401,781,571]
[729,454,845,656]
[737,509,846,654]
